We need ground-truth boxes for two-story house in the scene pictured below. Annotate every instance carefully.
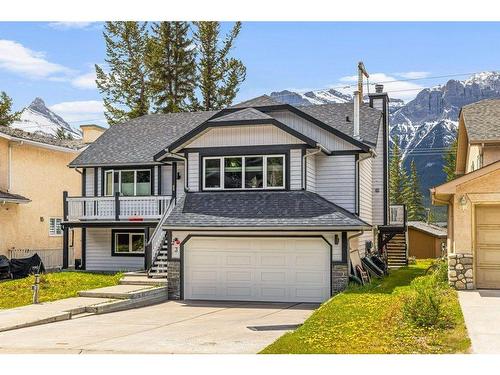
[64,87,392,303]
[432,99,500,290]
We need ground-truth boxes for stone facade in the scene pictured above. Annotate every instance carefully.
[167,260,180,299]
[332,262,349,294]
[448,253,474,290]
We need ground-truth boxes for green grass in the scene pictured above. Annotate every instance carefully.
[261,261,471,354]
[0,271,122,309]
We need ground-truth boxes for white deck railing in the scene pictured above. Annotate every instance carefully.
[66,195,172,221]
[8,248,74,270]
[389,204,406,226]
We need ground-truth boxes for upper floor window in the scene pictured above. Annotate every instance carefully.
[203,155,285,190]
[105,169,151,196]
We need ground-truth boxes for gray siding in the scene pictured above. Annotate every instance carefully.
[289,149,302,190]
[184,124,304,148]
[359,156,373,224]
[306,154,316,193]
[271,111,359,152]
[97,167,102,196]
[154,166,159,195]
[177,161,185,197]
[372,119,385,226]
[85,228,145,272]
[187,153,199,192]
[315,154,356,212]
[85,168,94,196]
[161,165,173,196]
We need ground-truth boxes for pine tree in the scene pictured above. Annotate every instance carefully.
[407,159,426,220]
[0,91,20,126]
[389,136,410,205]
[192,22,246,111]
[146,22,197,113]
[95,22,150,125]
[55,128,73,140]
[443,137,458,182]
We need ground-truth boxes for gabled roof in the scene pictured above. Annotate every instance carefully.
[69,111,217,167]
[0,126,84,152]
[461,99,500,142]
[164,190,371,229]
[209,107,274,123]
[230,95,282,108]
[408,221,447,238]
[0,190,30,204]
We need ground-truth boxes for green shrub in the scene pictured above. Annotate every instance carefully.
[402,275,445,328]
[427,258,448,284]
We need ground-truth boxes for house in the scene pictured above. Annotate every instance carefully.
[0,126,90,267]
[407,221,447,259]
[64,87,395,303]
[431,98,500,289]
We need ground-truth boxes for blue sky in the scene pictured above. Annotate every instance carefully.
[1,22,500,126]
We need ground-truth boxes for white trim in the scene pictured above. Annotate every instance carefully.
[104,169,152,197]
[202,154,286,191]
[49,217,63,237]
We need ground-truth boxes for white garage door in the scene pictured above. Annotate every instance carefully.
[184,237,331,303]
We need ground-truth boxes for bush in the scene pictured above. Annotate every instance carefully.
[402,275,445,328]
[427,258,448,284]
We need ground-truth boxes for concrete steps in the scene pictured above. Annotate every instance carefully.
[78,284,168,300]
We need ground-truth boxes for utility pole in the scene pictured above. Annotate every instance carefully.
[357,61,370,105]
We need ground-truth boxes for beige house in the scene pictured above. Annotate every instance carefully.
[431,99,500,289]
[0,126,93,268]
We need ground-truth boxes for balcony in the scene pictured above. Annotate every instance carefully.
[65,193,172,221]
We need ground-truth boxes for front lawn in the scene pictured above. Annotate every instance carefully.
[0,271,122,309]
[261,261,471,354]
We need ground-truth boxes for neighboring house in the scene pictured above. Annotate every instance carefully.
[432,99,500,289]
[0,126,90,266]
[64,88,393,303]
[407,221,447,259]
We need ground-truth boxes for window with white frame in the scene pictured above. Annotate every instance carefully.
[104,169,151,196]
[203,155,285,190]
[49,217,63,236]
[113,232,145,254]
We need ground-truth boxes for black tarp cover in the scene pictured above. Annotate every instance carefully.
[9,254,45,279]
[0,255,10,279]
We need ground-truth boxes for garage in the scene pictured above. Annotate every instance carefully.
[183,236,331,303]
[476,205,500,288]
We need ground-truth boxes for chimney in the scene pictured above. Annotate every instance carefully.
[80,124,106,144]
[353,91,360,139]
[375,84,384,94]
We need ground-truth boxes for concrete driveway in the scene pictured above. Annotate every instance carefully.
[0,300,316,354]
[459,289,500,353]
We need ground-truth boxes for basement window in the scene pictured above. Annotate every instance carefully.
[112,230,145,256]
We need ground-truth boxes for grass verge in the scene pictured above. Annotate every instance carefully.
[0,271,122,309]
[261,261,470,354]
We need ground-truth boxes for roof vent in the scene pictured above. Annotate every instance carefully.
[375,84,384,93]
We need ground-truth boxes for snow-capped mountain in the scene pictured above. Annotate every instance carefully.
[270,71,500,211]
[11,98,82,139]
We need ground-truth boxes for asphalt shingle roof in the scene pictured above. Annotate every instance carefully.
[69,111,217,166]
[297,103,382,146]
[209,107,273,123]
[462,99,500,142]
[0,126,84,150]
[230,94,283,108]
[164,191,370,228]
[0,190,30,203]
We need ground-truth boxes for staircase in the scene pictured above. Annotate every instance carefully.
[386,233,407,268]
[148,236,169,278]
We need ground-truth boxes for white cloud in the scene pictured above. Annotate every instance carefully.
[49,100,105,125]
[48,22,94,30]
[395,71,431,79]
[0,39,73,79]
[336,72,425,101]
[71,71,97,89]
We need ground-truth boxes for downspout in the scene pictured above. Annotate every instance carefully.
[302,143,328,190]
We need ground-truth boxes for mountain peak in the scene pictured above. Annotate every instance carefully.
[29,97,47,109]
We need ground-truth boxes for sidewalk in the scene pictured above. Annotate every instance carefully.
[0,297,115,332]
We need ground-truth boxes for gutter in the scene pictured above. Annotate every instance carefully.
[161,225,372,231]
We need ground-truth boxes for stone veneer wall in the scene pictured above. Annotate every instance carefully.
[332,263,349,294]
[167,260,180,299]
[448,253,474,290]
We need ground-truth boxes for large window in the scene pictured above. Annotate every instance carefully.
[112,231,145,256]
[104,169,151,196]
[203,155,285,190]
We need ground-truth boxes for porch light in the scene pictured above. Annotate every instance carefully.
[459,195,468,210]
